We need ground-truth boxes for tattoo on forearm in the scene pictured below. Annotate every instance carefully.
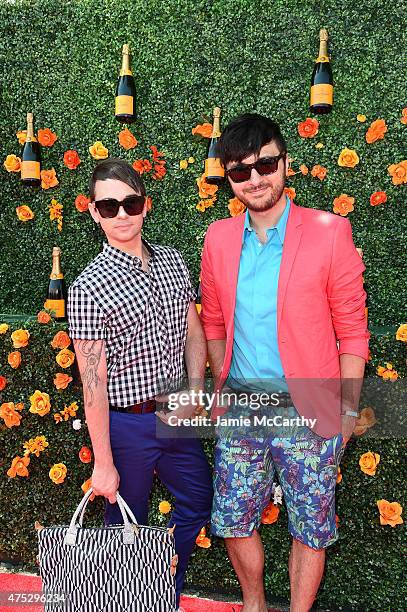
[77,340,103,404]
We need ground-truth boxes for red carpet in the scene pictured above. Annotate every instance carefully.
[0,573,282,611]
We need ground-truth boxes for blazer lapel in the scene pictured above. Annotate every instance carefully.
[277,202,303,330]
[226,215,245,329]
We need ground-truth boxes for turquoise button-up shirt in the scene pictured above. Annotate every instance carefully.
[228,197,290,393]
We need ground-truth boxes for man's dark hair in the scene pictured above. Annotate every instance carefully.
[217,113,287,167]
[89,157,146,200]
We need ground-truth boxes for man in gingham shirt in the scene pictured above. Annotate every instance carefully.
[68,158,212,610]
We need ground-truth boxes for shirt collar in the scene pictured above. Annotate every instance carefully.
[103,239,155,270]
[243,195,291,244]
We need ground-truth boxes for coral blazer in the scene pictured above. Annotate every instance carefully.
[200,201,370,438]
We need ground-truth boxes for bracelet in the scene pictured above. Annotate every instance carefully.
[341,410,359,418]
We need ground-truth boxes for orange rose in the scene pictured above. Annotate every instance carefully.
[311,164,327,181]
[387,160,407,185]
[29,390,51,417]
[377,500,403,527]
[336,466,342,484]
[16,130,27,145]
[333,194,355,216]
[37,310,51,324]
[261,502,280,524]
[119,128,138,149]
[3,154,21,173]
[11,329,30,348]
[299,164,309,175]
[395,323,407,342]
[63,149,81,170]
[192,123,213,138]
[338,148,360,168]
[89,141,108,160]
[365,119,387,144]
[158,500,171,514]
[81,478,95,501]
[354,406,377,436]
[8,351,22,369]
[196,173,218,199]
[401,108,407,125]
[297,118,319,138]
[370,191,387,206]
[54,372,73,390]
[284,187,296,200]
[49,463,67,484]
[51,331,71,350]
[359,451,380,476]
[0,324,9,334]
[56,348,75,368]
[153,162,167,180]
[38,128,58,147]
[7,455,30,478]
[16,205,34,221]
[41,168,59,190]
[132,159,153,174]
[228,197,246,217]
[0,402,22,428]
[79,446,93,464]
[75,194,90,213]
[0,376,7,390]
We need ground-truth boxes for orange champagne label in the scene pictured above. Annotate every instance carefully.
[310,84,333,106]
[205,157,224,177]
[115,95,133,115]
[44,299,65,318]
[21,160,40,180]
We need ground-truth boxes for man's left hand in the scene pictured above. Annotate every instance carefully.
[341,413,357,445]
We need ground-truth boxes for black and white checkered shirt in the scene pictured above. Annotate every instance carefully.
[67,241,195,407]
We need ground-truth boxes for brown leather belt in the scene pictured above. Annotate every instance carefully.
[109,399,157,414]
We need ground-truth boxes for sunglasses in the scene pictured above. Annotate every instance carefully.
[93,195,146,218]
[225,153,286,183]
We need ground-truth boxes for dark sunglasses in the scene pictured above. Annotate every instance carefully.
[225,152,286,183]
[94,195,146,218]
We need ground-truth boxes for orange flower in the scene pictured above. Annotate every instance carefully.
[159,500,172,514]
[297,118,319,138]
[48,198,63,232]
[41,168,59,190]
[16,130,27,145]
[228,197,246,217]
[29,390,51,417]
[359,451,380,476]
[0,376,6,391]
[387,160,407,185]
[51,331,71,350]
[79,446,92,464]
[365,118,387,144]
[400,108,407,125]
[3,154,21,173]
[195,527,211,548]
[146,196,153,212]
[11,329,30,348]
[196,173,218,198]
[338,148,360,168]
[192,123,213,138]
[370,191,387,206]
[152,163,167,180]
[63,150,81,170]
[75,194,91,213]
[119,127,138,149]
[286,166,296,177]
[54,372,73,390]
[377,500,403,527]
[311,164,327,181]
[335,514,339,527]
[49,463,67,484]
[56,348,75,369]
[396,323,407,342]
[8,351,21,369]
[15,402,24,412]
[7,455,30,478]
[16,205,34,221]
[353,407,377,436]
[284,187,296,201]
[377,363,398,381]
[333,194,355,216]
[89,141,108,160]
[81,478,96,501]
[356,114,367,123]
[261,502,280,524]
[0,402,22,428]
[37,310,51,324]
[336,466,342,484]
[132,159,152,175]
[23,435,49,457]
[0,324,9,334]
[299,164,309,175]
[38,128,58,147]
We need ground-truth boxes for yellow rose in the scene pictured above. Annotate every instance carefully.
[3,154,21,173]
[188,156,195,164]
[179,159,188,170]
[16,205,34,222]
[89,141,109,160]
[357,114,367,122]
[338,147,360,168]
[11,329,30,348]
[49,463,67,484]
[158,500,172,514]
[0,324,9,334]
[56,348,75,369]
[29,390,51,417]
[395,324,407,342]
[359,451,380,476]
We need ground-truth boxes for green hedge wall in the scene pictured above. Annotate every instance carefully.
[0,0,406,610]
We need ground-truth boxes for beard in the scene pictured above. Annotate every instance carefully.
[238,177,286,212]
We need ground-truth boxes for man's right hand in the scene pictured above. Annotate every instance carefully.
[91,463,120,504]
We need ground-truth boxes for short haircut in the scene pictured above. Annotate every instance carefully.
[217,113,287,167]
[89,158,146,200]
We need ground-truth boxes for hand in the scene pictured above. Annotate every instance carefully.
[155,389,206,426]
[91,462,120,504]
[341,414,357,446]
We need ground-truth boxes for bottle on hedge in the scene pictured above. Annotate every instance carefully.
[310,29,333,115]
[115,43,136,123]
[205,107,225,185]
[195,278,202,315]
[21,112,41,187]
[44,247,67,321]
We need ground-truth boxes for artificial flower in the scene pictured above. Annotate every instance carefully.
[38,128,58,147]
[49,463,67,484]
[333,194,355,216]
[297,118,319,138]
[8,351,21,369]
[11,329,30,348]
[63,150,81,170]
[3,154,21,173]
[41,168,59,190]
[119,128,138,150]
[16,205,34,221]
[29,390,51,417]
[377,500,403,527]
[338,148,359,168]
[89,141,108,160]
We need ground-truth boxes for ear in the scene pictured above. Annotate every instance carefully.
[142,199,148,219]
[88,202,100,224]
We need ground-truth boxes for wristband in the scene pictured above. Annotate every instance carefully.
[342,410,359,418]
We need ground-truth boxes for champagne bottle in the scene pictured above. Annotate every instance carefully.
[310,29,333,115]
[195,279,202,315]
[356,248,368,322]
[44,247,67,321]
[205,107,225,185]
[21,112,41,187]
[115,44,136,123]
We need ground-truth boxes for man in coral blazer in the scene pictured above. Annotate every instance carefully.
[200,114,369,612]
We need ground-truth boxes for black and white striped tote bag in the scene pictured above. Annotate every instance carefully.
[36,488,177,611]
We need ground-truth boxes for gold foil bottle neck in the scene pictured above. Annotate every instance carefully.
[319,28,328,41]
[213,106,221,118]
[122,43,130,55]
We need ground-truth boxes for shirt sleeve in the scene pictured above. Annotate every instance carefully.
[176,252,197,302]
[67,284,106,340]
